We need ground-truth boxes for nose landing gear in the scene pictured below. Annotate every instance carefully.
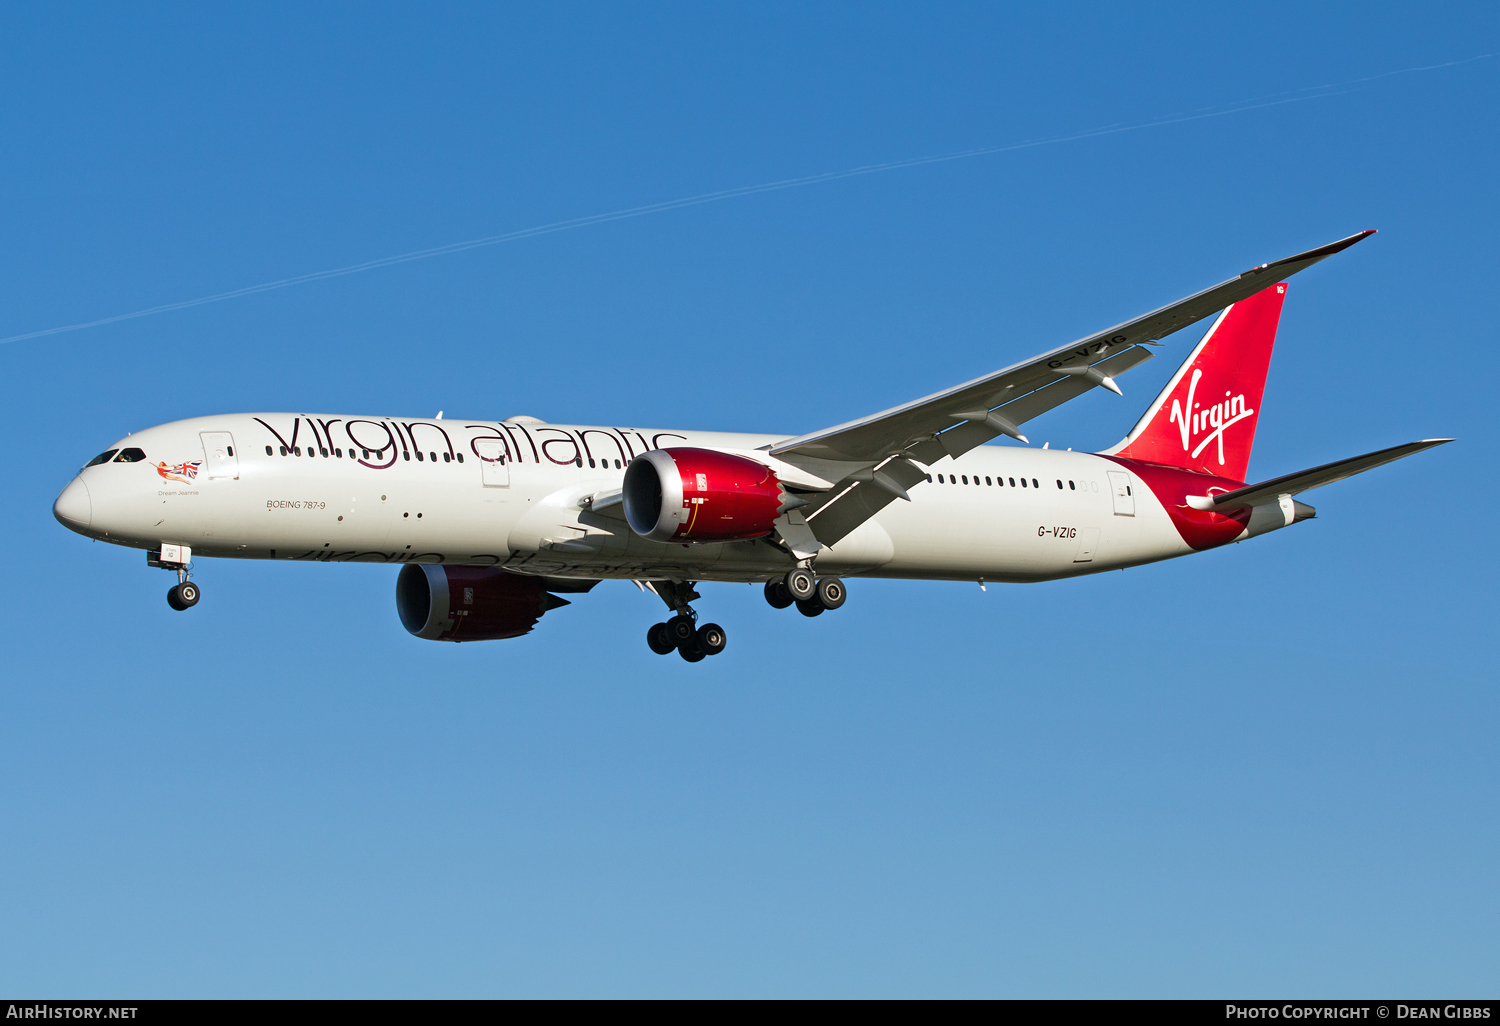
[149,545,200,612]
[641,580,728,662]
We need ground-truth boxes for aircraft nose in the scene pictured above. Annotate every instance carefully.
[53,476,92,529]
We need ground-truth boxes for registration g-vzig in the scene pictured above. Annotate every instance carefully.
[54,230,1450,661]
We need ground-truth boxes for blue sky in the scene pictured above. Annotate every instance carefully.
[1,3,1496,997]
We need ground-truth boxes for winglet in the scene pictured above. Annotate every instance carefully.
[1240,229,1377,279]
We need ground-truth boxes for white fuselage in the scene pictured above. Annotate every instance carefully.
[55,413,1198,584]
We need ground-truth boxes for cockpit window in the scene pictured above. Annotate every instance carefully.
[113,447,147,463]
[85,449,119,467]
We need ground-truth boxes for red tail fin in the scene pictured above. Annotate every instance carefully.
[1106,282,1286,482]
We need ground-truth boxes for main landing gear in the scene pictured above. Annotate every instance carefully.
[644,580,728,663]
[765,567,845,617]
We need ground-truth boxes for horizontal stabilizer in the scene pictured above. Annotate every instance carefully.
[1197,439,1452,510]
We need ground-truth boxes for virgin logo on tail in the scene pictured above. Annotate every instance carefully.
[1106,283,1284,484]
[1167,368,1255,467]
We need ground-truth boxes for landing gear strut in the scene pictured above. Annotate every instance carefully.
[642,580,728,662]
[149,546,200,612]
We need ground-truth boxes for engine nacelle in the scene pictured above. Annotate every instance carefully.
[623,447,786,543]
[396,565,569,642]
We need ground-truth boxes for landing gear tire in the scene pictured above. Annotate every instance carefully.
[666,615,697,646]
[764,580,794,609]
[785,567,816,602]
[167,582,199,611]
[647,622,676,655]
[795,597,825,617]
[815,578,845,610]
[695,622,727,656]
[678,643,706,663]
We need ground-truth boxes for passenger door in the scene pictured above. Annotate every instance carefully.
[1107,470,1134,516]
[475,440,510,487]
[200,432,239,480]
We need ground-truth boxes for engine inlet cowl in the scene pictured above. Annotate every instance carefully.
[396,565,570,642]
[622,448,785,544]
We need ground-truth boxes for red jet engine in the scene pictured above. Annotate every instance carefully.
[623,447,787,543]
[396,565,571,642]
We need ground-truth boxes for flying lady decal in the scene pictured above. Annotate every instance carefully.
[156,460,203,483]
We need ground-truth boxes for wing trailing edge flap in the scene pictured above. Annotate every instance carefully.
[1189,439,1452,511]
[916,344,1156,463]
[804,457,931,548]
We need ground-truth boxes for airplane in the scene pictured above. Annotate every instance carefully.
[53,229,1449,662]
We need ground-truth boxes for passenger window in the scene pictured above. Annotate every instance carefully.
[614,460,622,469]
[1069,480,1075,490]
[588,458,596,468]
[985,477,992,485]
[430,452,436,462]
[1057,480,1063,489]
[961,475,968,484]
[403,451,410,461]
[114,448,147,462]
[1032,478,1039,488]
[86,450,119,467]
[226,447,234,457]
[265,446,273,456]
[926,474,932,482]
[443,452,451,462]
[1020,477,1026,488]
[1126,485,1132,496]
[416,451,424,461]
[334,448,341,458]
[1008,477,1015,487]
[457,453,464,463]
[362,449,370,459]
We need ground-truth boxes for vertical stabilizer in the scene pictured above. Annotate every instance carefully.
[1104,282,1286,482]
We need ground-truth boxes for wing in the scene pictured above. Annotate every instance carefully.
[772,230,1377,547]
[1194,439,1452,511]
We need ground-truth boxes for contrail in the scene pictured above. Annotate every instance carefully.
[3,52,1493,347]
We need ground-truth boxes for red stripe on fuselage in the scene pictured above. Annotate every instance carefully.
[1100,455,1251,551]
